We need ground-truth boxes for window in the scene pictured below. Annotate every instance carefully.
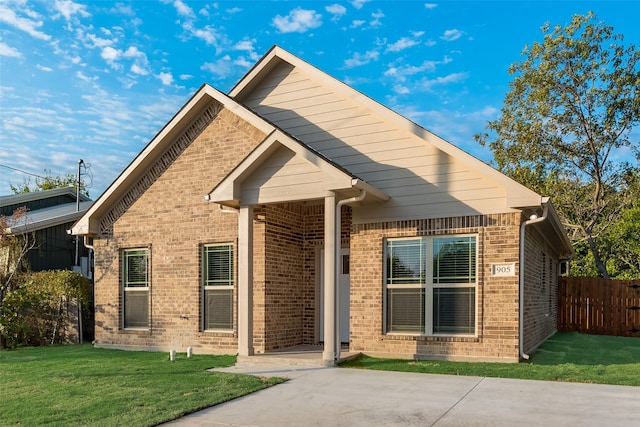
[202,244,234,331]
[385,236,477,335]
[122,248,149,329]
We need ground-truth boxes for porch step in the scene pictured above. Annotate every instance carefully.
[235,346,360,370]
[237,354,335,368]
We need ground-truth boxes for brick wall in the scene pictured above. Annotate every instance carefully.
[350,213,523,362]
[262,203,304,351]
[522,225,558,354]
[92,106,266,353]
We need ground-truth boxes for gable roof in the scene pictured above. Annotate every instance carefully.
[208,128,388,207]
[230,46,542,209]
[71,45,571,257]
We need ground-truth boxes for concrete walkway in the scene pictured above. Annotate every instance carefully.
[165,365,640,426]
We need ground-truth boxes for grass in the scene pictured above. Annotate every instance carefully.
[340,332,640,386]
[0,345,283,427]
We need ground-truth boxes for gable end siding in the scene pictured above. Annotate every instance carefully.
[240,62,510,222]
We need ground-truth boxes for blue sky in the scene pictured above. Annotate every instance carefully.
[1,0,638,197]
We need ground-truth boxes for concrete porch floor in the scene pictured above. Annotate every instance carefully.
[234,344,360,370]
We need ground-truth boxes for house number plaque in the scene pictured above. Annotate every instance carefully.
[491,262,516,277]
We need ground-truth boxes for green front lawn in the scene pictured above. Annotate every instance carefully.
[340,332,640,386]
[0,345,282,427]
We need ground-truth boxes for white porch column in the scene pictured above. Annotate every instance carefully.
[323,194,336,363]
[238,204,254,356]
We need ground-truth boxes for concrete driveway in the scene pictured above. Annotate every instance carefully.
[165,365,640,426]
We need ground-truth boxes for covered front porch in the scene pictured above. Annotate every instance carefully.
[205,130,387,364]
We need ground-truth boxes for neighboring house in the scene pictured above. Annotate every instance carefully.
[1,187,93,275]
[72,46,572,363]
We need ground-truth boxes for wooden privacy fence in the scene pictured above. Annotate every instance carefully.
[557,277,640,337]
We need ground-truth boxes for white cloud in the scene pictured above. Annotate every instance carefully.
[179,74,193,80]
[182,22,220,46]
[53,0,89,21]
[326,4,347,21]
[226,7,242,14]
[201,56,233,77]
[157,72,174,86]
[234,40,254,51]
[86,33,115,48]
[384,60,439,80]
[272,8,322,34]
[101,46,121,65]
[419,72,468,91]
[386,32,425,53]
[76,71,98,83]
[393,84,410,95]
[36,64,53,72]
[130,64,148,75]
[424,3,438,9]
[440,29,465,41]
[344,49,379,69]
[173,0,195,18]
[351,0,371,9]
[234,39,259,60]
[99,45,149,75]
[0,41,22,58]
[370,10,384,27]
[350,20,365,29]
[233,56,252,68]
[110,3,134,16]
[0,4,51,40]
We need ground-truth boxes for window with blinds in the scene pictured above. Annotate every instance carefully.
[385,235,477,336]
[203,244,234,331]
[122,248,149,329]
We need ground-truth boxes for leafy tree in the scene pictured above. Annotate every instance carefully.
[10,168,89,197]
[476,12,640,278]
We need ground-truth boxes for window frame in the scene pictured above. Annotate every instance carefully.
[121,247,150,330]
[201,243,235,332]
[384,234,478,337]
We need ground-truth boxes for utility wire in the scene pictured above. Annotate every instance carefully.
[0,164,48,179]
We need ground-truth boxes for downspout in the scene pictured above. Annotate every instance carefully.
[83,235,95,277]
[334,190,366,360]
[519,200,548,360]
[82,235,96,346]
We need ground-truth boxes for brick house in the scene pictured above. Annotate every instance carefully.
[72,46,572,363]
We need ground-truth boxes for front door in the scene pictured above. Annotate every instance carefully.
[319,248,350,343]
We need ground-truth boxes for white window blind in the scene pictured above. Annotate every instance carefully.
[203,244,234,331]
[122,248,149,329]
[385,235,477,336]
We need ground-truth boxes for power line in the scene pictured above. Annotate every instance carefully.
[0,164,48,179]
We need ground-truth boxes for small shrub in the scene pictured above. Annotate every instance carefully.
[0,270,91,348]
